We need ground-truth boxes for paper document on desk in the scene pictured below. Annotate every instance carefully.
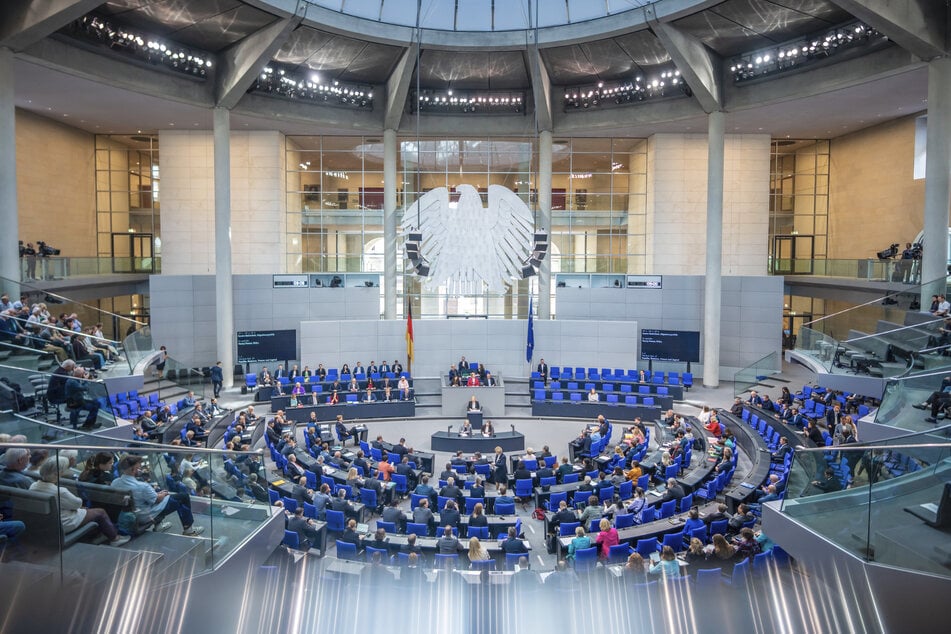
[922,502,939,513]
[219,506,239,517]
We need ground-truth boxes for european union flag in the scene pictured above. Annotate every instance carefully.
[526,296,534,363]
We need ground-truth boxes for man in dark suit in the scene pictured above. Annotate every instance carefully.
[825,404,844,430]
[440,477,463,506]
[395,455,417,490]
[286,507,320,550]
[380,362,391,375]
[330,489,356,519]
[367,361,378,375]
[536,461,555,482]
[550,500,578,531]
[436,525,460,554]
[771,437,792,463]
[484,372,497,387]
[412,498,435,535]
[500,527,528,554]
[658,478,685,506]
[382,499,407,532]
[291,476,314,507]
[390,438,409,458]
[537,359,549,382]
[513,461,533,484]
[788,407,806,429]
[450,451,468,470]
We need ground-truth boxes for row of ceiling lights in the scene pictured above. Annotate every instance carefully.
[411,89,526,114]
[563,68,691,110]
[731,21,884,82]
[252,65,374,109]
[69,15,213,78]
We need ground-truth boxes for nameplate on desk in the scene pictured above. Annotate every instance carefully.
[648,490,663,497]
[272,479,286,486]
[739,482,757,489]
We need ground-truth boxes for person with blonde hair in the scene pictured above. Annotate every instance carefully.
[468,536,490,565]
[648,545,681,577]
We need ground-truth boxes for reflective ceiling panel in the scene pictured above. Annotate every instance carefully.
[95,0,278,52]
[415,50,529,90]
[274,27,403,84]
[674,0,853,56]
[542,31,670,85]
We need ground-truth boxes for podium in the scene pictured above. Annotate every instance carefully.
[467,410,483,430]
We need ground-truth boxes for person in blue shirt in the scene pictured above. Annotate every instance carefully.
[111,455,204,536]
[494,484,515,507]
[682,506,706,546]
[648,545,681,577]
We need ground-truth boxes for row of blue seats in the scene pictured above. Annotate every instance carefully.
[534,367,693,387]
[535,382,674,395]
[532,391,660,407]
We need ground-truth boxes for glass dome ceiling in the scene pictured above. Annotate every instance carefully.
[305,0,659,32]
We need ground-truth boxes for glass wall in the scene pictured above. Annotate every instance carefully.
[285,136,647,317]
[769,139,829,274]
[95,135,160,269]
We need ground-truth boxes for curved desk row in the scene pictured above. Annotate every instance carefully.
[531,400,663,422]
[717,410,772,512]
[278,400,415,422]
[430,431,526,453]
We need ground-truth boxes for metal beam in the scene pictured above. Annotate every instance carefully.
[828,0,946,60]
[384,43,417,131]
[647,6,721,113]
[525,47,553,131]
[0,0,101,51]
[215,8,304,110]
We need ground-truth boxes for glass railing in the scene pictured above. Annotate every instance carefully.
[0,363,119,430]
[875,368,951,433]
[770,257,921,282]
[734,351,781,396]
[780,434,951,579]
[19,256,161,281]
[160,358,209,401]
[121,324,153,370]
[0,440,270,584]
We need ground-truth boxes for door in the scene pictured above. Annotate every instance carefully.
[111,232,155,273]
[772,235,815,275]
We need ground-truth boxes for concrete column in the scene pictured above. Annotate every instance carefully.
[538,130,553,319]
[922,58,951,306]
[213,107,234,388]
[0,48,19,296]
[703,111,724,387]
[383,128,398,319]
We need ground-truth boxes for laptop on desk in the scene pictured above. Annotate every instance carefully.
[904,482,951,529]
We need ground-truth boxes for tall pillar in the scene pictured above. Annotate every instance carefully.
[538,130,553,319]
[0,48,19,296]
[703,111,724,387]
[383,128,398,319]
[213,107,234,388]
[922,58,951,306]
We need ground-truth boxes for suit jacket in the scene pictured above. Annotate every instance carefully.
[291,484,313,506]
[437,535,460,554]
[380,364,391,374]
[439,508,461,528]
[537,363,548,377]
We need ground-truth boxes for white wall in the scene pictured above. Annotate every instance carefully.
[300,319,639,379]
[158,130,286,275]
[647,133,770,275]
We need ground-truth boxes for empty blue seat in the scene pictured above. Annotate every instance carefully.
[659,500,677,519]
[574,546,598,571]
[376,520,397,533]
[552,392,564,401]
[533,389,546,400]
[567,381,579,391]
[636,538,658,558]
[570,392,583,402]
[643,397,655,407]
[608,543,632,563]
[335,540,361,560]
[406,523,429,537]
[624,395,637,405]
[559,521,580,536]
[282,530,300,549]
[495,502,516,515]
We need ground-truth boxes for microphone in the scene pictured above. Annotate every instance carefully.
[510,424,516,433]
[447,425,453,434]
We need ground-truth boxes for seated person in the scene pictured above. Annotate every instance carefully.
[185,414,208,441]
[362,385,376,402]
[436,525,459,554]
[500,526,528,554]
[31,456,131,546]
[495,485,515,507]
[398,376,411,400]
[481,420,495,436]
[286,506,321,550]
[459,420,472,436]
[334,415,359,444]
[111,455,204,536]
[466,373,480,387]
[587,387,599,402]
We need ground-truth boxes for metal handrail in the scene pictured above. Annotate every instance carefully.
[791,441,951,453]
[7,314,120,346]
[0,440,263,457]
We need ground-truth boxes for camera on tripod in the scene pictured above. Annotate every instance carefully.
[876,243,899,260]
[36,241,60,256]
[910,242,923,259]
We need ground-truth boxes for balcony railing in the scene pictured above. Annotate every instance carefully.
[19,256,161,282]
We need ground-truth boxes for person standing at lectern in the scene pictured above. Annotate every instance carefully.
[467,395,481,412]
